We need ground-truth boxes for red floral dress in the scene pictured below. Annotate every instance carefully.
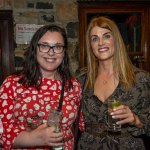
[0,75,84,150]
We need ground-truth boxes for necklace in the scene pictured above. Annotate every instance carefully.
[102,80,108,84]
[101,73,114,85]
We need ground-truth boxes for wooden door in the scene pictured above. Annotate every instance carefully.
[0,10,14,84]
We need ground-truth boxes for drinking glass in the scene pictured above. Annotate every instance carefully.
[107,98,122,132]
[47,109,63,150]
[47,109,63,132]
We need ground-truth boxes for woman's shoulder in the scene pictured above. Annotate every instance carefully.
[75,67,88,77]
[2,74,22,85]
[75,67,88,83]
[134,67,150,82]
[134,67,150,76]
[70,68,87,90]
[71,77,81,86]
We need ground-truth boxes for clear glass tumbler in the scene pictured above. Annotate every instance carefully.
[47,109,63,150]
[107,99,122,132]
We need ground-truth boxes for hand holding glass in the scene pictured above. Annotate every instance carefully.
[107,99,122,132]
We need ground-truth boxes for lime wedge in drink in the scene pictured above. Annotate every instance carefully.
[111,100,121,109]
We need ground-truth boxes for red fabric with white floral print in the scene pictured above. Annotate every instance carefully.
[0,75,84,150]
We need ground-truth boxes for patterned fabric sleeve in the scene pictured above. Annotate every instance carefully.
[0,76,25,149]
[79,111,85,131]
[75,68,87,132]
[128,71,150,136]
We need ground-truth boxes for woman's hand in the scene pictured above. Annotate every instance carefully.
[110,105,143,128]
[33,123,64,147]
[13,123,64,148]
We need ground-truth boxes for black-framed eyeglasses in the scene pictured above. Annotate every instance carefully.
[37,43,65,54]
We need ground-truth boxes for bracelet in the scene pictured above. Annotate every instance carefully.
[130,113,136,126]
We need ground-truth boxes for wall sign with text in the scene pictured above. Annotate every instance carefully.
[16,24,43,44]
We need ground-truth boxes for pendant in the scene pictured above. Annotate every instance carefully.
[102,80,107,84]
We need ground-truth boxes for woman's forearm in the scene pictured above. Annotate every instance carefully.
[12,131,37,148]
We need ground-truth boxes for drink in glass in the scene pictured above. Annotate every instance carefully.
[107,99,122,132]
[47,109,63,150]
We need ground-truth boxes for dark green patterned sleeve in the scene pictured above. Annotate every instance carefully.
[128,70,150,136]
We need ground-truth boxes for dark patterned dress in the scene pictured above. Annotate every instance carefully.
[78,68,150,150]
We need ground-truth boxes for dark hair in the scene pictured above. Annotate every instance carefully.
[19,25,72,89]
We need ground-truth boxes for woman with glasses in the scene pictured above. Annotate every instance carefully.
[0,25,84,149]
